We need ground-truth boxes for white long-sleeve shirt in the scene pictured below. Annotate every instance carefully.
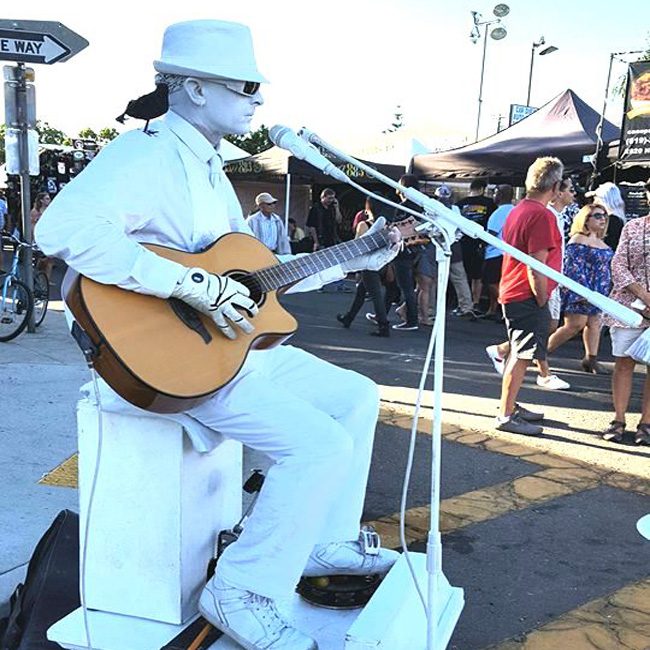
[35,110,341,298]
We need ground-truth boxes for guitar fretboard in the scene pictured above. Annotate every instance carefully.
[249,230,390,292]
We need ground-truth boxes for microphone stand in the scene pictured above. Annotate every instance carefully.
[288,127,644,650]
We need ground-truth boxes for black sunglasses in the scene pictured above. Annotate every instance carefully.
[205,79,261,97]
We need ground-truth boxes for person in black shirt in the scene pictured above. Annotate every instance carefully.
[389,174,422,331]
[306,187,342,251]
[455,178,496,309]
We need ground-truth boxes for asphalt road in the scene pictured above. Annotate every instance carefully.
[1,273,649,649]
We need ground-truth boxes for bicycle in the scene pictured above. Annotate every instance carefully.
[0,232,50,342]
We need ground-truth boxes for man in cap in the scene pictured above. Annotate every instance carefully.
[35,20,400,650]
[246,191,291,254]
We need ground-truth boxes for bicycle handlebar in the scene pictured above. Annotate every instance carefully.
[0,232,36,250]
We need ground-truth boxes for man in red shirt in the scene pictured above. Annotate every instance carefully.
[496,157,564,435]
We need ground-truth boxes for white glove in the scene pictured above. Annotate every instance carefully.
[341,217,403,274]
[171,267,258,340]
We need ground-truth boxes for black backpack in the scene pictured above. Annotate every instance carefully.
[0,510,80,650]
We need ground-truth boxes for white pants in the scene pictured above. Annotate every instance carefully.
[188,344,379,600]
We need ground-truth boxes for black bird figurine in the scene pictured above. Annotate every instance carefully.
[116,83,169,130]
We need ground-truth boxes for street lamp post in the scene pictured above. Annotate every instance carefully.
[526,37,558,106]
[471,4,510,142]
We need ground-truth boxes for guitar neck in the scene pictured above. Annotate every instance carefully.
[251,230,390,292]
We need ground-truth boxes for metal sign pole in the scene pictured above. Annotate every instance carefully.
[0,21,88,334]
[15,62,35,332]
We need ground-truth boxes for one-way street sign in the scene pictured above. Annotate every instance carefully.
[0,20,88,64]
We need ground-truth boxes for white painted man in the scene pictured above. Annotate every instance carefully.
[35,20,400,650]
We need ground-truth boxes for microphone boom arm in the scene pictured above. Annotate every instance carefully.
[297,126,642,328]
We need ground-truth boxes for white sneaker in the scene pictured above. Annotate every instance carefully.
[303,532,400,578]
[536,374,570,390]
[199,575,317,650]
[485,345,505,376]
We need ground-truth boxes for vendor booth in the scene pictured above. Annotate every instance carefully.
[410,89,620,184]
[224,146,405,238]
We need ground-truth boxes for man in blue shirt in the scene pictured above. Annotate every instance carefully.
[482,184,513,318]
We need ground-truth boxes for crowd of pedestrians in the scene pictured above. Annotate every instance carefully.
[244,166,650,446]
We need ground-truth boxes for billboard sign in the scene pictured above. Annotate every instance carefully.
[619,60,650,164]
[509,104,537,126]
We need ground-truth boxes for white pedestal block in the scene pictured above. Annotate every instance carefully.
[77,400,242,625]
[48,595,361,650]
[48,555,462,650]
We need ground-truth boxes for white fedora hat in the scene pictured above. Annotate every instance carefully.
[154,20,268,83]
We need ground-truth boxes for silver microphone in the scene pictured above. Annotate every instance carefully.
[269,125,348,184]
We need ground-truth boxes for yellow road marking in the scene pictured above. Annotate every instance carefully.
[489,577,650,650]
[367,404,642,548]
[39,454,78,488]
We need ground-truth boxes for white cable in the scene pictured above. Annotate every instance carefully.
[342,177,448,233]
[79,367,104,650]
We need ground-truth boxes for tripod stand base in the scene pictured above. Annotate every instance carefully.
[345,552,464,650]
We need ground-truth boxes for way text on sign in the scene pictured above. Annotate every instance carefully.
[0,29,69,64]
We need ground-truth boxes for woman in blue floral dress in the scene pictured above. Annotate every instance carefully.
[547,203,614,373]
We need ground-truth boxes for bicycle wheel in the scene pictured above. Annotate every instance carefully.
[0,278,33,342]
[33,271,50,327]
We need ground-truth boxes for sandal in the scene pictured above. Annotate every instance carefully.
[602,420,625,443]
[581,357,610,375]
[635,423,650,446]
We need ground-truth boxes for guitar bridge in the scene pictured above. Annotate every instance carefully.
[168,298,213,345]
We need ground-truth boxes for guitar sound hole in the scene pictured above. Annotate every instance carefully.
[228,271,266,310]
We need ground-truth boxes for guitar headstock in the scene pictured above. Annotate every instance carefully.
[389,216,430,248]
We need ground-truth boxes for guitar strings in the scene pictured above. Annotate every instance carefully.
[248,231,389,292]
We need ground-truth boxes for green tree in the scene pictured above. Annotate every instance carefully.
[98,127,119,144]
[78,127,98,141]
[226,124,271,155]
[382,106,404,134]
[35,121,72,145]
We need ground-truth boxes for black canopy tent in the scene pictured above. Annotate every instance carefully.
[224,146,405,234]
[410,89,620,183]
[224,145,405,184]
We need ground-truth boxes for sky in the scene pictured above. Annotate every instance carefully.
[2,0,649,156]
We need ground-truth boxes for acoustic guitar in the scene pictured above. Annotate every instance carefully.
[68,217,424,413]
